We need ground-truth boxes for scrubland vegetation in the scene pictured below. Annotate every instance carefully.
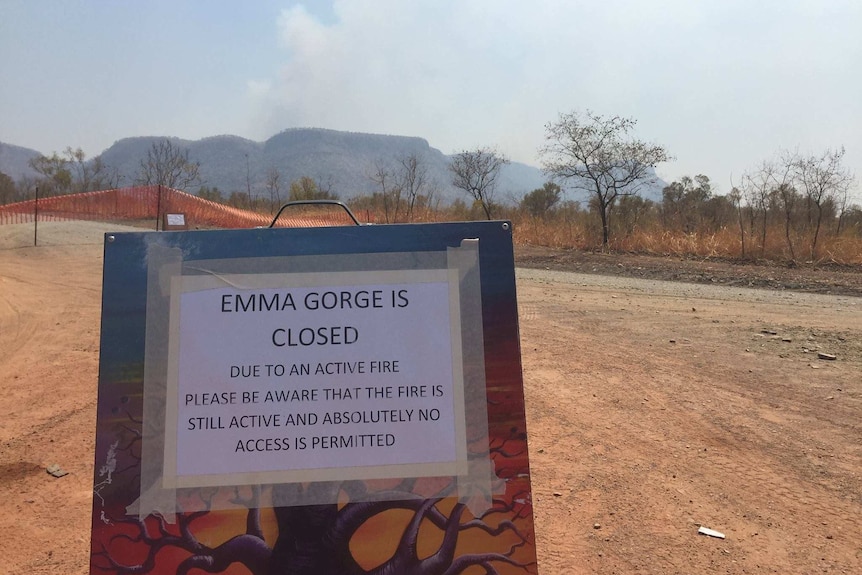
[3,116,859,265]
[350,178,862,265]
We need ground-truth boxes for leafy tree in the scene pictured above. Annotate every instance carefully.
[701,194,736,232]
[614,194,656,237]
[520,182,562,218]
[438,197,467,221]
[449,147,509,220]
[661,174,713,233]
[198,186,225,203]
[28,152,73,196]
[225,191,249,208]
[540,110,671,249]
[0,171,18,204]
[64,146,120,191]
[136,139,202,190]
[841,205,862,236]
[288,176,337,201]
[27,147,119,196]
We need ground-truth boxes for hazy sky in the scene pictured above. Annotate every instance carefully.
[1,0,860,194]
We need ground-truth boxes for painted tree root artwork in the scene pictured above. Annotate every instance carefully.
[91,423,535,574]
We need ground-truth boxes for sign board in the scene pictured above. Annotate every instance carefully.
[163,212,187,230]
[90,221,538,575]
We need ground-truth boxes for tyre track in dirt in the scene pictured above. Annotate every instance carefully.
[0,242,102,575]
[0,275,38,364]
[0,246,102,443]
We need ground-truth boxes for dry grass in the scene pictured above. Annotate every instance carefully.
[509,215,862,265]
[10,203,855,266]
[349,205,862,265]
[817,235,862,265]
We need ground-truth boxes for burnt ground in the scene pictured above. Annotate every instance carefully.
[515,244,862,297]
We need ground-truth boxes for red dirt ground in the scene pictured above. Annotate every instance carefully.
[1,225,860,574]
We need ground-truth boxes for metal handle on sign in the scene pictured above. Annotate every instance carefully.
[268,200,362,228]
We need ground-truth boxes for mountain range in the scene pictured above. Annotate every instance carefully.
[1,128,667,204]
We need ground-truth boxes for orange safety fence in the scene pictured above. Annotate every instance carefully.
[0,186,355,229]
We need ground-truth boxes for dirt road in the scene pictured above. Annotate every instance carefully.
[518,269,861,574]
[0,225,860,574]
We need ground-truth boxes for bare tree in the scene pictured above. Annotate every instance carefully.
[396,153,432,221]
[540,110,670,249]
[739,154,798,261]
[740,160,778,258]
[449,147,509,220]
[368,153,437,223]
[728,183,746,258]
[368,161,402,223]
[14,174,39,202]
[265,167,283,213]
[244,153,259,208]
[136,139,202,190]
[834,182,853,236]
[792,147,854,260]
[771,151,800,262]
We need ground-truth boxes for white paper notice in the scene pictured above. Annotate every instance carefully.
[166,213,186,226]
[164,270,467,488]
